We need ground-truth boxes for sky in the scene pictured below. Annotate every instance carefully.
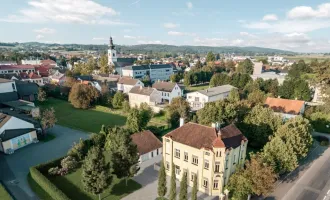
[1,0,330,52]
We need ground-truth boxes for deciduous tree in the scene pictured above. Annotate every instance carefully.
[237,59,254,74]
[112,91,126,108]
[166,97,190,127]
[99,54,109,74]
[206,52,215,62]
[38,87,47,102]
[40,107,57,132]
[69,83,99,109]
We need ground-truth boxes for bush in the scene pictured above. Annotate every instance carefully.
[321,141,329,146]
[30,167,70,200]
[61,156,79,171]
[58,168,69,176]
[67,139,89,161]
[48,167,60,176]
[90,133,106,147]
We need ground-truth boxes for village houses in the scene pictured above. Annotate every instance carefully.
[152,81,182,103]
[264,97,305,120]
[117,77,144,94]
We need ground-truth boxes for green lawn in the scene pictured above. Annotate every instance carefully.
[0,183,12,200]
[40,98,127,133]
[185,84,210,93]
[48,168,141,200]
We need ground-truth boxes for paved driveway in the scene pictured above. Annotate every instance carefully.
[123,155,218,200]
[0,125,88,200]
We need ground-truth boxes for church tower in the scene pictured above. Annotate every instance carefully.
[108,36,117,66]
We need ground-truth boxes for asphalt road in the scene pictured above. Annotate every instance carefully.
[282,145,330,200]
[0,125,88,200]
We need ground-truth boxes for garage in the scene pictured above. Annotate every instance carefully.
[0,128,38,154]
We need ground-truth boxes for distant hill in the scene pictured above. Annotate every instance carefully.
[0,42,295,55]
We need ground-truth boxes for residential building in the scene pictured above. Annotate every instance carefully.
[131,130,163,163]
[163,122,248,197]
[312,85,327,104]
[15,81,39,102]
[253,62,263,75]
[40,59,57,67]
[49,71,65,85]
[0,65,35,74]
[0,61,17,65]
[21,60,41,65]
[152,81,182,103]
[251,72,286,85]
[0,78,18,103]
[0,113,38,154]
[128,86,161,108]
[264,97,305,120]
[122,64,173,82]
[117,77,144,93]
[186,85,236,111]
[19,72,44,86]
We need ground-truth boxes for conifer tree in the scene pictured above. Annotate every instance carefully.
[169,163,177,200]
[158,160,167,197]
[191,174,198,200]
[179,172,188,200]
[82,146,110,200]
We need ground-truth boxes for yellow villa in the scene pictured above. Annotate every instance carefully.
[162,122,248,197]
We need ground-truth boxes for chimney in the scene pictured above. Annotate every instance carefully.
[37,70,40,76]
[179,118,185,127]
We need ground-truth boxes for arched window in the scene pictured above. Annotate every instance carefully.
[113,53,115,57]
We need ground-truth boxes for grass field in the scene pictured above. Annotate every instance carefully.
[185,83,210,93]
[0,183,12,200]
[48,168,141,200]
[40,98,127,133]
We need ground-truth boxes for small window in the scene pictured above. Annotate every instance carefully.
[113,53,115,57]
[157,149,159,155]
[166,162,170,170]
[213,180,219,189]
[215,162,220,172]
[151,151,154,157]
[12,83,16,90]
[203,178,208,188]
[204,160,209,170]
[166,139,170,142]
[233,155,236,164]
[195,97,199,101]
[191,173,196,181]
[205,152,210,156]
[175,165,180,175]
[192,155,198,166]
[184,152,188,162]
[175,149,180,159]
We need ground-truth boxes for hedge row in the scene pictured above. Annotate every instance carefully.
[35,157,63,174]
[30,167,70,200]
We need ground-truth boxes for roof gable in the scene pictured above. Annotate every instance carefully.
[131,130,162,155]
[152,82,177,92]
[265,97,305,115]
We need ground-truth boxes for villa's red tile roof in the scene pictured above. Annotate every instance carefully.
[265,97,305,115]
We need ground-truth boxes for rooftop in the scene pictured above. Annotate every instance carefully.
[131,130,162,155]
[0,65,36,70]
[118,77,140,85]
[0,78,13,83]
[0,113,12,129]
[164,122,247,150]
[264,97,305,115]
[152,81,177,92]
[129,86,155,96]
[195,85,236,97]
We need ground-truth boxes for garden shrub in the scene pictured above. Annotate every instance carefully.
[321,141,329,146]
[90,133,106,148]
[61,156,79,171]
[30,167,70,200]
[48,167,60,176]
[67,139,89,161]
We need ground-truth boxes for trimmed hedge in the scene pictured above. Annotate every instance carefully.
[30,167,70,200]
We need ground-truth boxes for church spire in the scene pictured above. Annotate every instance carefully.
[109,36,115,50]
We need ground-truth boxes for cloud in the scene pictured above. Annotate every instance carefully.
[193,37,245,47]
[137,40,163,44]
[129,0,141,6]
[92,37,107,41]
[262,14,278,21]
[123,29,132,33]
[168,31,196,36]
[239,32,257,37]
[186,2,193,9]
[124,35,145,39]
[0,0,135,25]
[34,28,55,34]
[243,20,330,33]
[164,23,180,29]
[288,3,330,19]
[36,34,44,39]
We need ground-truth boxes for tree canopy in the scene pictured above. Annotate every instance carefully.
[69,83,99,109]
[237,59,254,74]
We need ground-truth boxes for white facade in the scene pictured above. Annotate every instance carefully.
[128,89,162,108]
[139,147,162,163]
[0,80,17,93]
[108,48,117,65]
[122,66,173,82]
[0,117,34,135]
[21,60,41,65]
[158,84,182,103]
[187,91,231,111]
[0,67,35,74]
[117,80,144,94]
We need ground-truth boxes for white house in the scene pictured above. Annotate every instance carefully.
[131,130,162,163]
[264,97,305,120]
[152,81,182,103]
[128,86,161,108]
[0,78,17,94]
[186,85,236,111]
[117,77,144,93]
[0,113,38,154]
[49,71,65,85]
[122,64,173,82]
[0,65,35,74]
[19,72,44,86]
